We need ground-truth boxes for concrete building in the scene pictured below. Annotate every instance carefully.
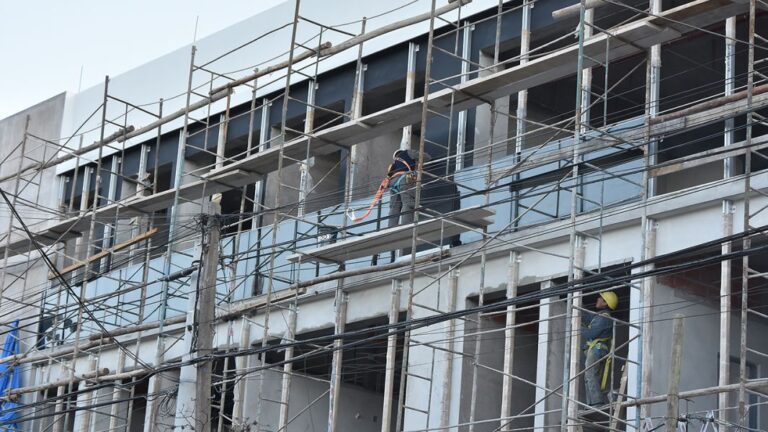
[0,0,767,430]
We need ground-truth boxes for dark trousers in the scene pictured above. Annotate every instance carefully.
[388,182,416,261]
[388,182,416,227]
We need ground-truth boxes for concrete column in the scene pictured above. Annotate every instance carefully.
[232,319,252,427]
[565,239,586,429]
[298,80,316,217]
[73,357,98,432]
[278,305,298,430]
[381,280,402,432]
[473,51,510,168]
[719,16,736,424]
[455,24,473,171]
[403,277,458,430]
[173,267,201,429]
[640,220,657,421]
[145,371,180,431]
[440,270,459,429]
[327,289,348,432]
[107,351,127,432]
[534,280,566,429]
[500,252,520,426]
[403,42,418,150]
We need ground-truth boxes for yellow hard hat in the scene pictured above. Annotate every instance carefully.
[599,291,618,310]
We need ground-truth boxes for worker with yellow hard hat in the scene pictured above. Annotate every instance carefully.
[581,290,618,407]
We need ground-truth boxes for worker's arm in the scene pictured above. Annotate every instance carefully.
[581,313,612,341]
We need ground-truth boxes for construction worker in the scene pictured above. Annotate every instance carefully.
[387,148,431,228]
[582,290,618,407]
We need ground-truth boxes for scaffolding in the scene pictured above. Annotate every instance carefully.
[0,0,767,430]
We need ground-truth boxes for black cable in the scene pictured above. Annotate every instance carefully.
[0,187,154,372]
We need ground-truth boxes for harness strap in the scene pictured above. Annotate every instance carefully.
[586,336,610,352]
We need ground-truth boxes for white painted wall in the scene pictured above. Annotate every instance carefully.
[58,0,505,173]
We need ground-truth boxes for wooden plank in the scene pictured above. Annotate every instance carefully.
[49,227,159,279]
[288,206,494,264]
[208,0,745,184]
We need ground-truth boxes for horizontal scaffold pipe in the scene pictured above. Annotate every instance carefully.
[209,44,331,96]
[619,378,768,409]
[651,83,768,125]
[217,250,448,319]
[115,89,232,143]
[209,0,472,96]
[0,251,448,371]
[2,368,111,399]
[4,367,151,399]
[0,126,134,184]
[4,232,765,397]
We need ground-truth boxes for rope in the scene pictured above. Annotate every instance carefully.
[346,176,391,222]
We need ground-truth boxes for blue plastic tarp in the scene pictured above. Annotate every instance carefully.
[0,321,20,430]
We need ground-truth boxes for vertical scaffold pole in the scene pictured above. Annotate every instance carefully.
[256,0,302,426]
[62,75,110,432]
[739,0,756,427]
[398,1,438,430]
[561,0,589,427]
[719,15,736,423]
[639,0,662,418]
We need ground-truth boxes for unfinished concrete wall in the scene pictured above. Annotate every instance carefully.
[455,298,507,432]
[306,151,344,213]
[352,130,402,201]
[254,368,386,432]
[0,93,66,353]
[649,281,768,429]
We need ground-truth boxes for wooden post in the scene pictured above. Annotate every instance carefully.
[666,315,684,432]
[195,197,221,432]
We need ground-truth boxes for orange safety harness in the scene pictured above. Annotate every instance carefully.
[346,157,415,222]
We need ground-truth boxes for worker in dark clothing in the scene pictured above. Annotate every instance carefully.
[387,148,431,228]
[582,290,618,406]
